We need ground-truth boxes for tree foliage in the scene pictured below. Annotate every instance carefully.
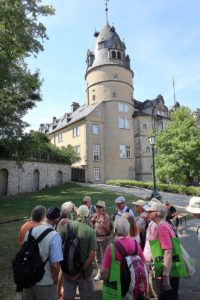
[0,131,81,165]
[156,107,200,185]
[0,0,55,138]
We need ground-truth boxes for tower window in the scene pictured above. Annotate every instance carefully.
[92,95,96,101]
[117,51,121,60]
[112,51,116,59]
[113,92,117,98]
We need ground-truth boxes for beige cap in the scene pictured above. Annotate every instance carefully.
[132,200,146,207]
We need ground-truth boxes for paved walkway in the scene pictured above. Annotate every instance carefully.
[78,183,191,209]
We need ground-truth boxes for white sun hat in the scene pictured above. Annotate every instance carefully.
[186,197,200,214]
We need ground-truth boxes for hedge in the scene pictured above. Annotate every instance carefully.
[106,180,200,196]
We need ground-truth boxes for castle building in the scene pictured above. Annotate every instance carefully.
[39,17,170,183]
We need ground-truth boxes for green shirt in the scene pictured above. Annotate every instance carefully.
[60,219,97,278]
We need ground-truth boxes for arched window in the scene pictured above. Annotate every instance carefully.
[0,168,8,196]
[56,171,63,185]
[33,169,40,191]
[117,51,121,60]
[112,51,116,59]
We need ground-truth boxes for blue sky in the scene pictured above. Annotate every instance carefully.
[25,0,200,130]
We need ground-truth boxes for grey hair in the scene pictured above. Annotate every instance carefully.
[115,217,130,236]
[61,201,75,215]
[151,203,167,219]
[31,205,46,222]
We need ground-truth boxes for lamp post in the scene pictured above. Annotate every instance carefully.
[148,135,161,200]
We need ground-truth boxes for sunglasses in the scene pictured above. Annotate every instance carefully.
[82,201,88,204]
[96,206,103,209]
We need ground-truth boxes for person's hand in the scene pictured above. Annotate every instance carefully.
[162,275,172,291]
[65,273,81,281]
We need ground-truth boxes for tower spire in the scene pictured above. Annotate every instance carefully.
[105,0,109,24]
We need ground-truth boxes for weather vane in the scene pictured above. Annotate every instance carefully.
[105,0,109,24]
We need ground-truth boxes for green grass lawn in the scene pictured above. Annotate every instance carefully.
[0,183,139,300]
[0,182,139,222]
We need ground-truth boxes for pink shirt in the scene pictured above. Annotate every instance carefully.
[102,237,145,272]
[143,221,158,261]
[153,221,175,250]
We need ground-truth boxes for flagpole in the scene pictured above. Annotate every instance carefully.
[173,76,176,105]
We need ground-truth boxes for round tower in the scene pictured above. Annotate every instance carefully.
[85,24,134,106]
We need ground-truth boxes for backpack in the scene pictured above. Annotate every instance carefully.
[114,240,148,299]
[113,207,131,221]
[60,224,83,275]
[138,215,150,250]
[12,227,53,291]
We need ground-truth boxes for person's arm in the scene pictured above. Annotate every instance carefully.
[162,249,172,290]
[82,250,96,271]
[101,267,110,280]
[51,262,61,284]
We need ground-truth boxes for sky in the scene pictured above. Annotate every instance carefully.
[24,0,200,130]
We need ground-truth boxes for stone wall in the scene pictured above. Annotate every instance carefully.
[0,159,71,196]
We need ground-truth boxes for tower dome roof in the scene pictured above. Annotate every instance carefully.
[86,24,131,72]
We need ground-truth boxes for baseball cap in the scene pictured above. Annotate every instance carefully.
[186,197,200,214]
[115,196,126,204]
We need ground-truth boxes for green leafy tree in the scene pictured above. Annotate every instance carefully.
[0,0,55,139]
[0,131,80,165]
[156,107,200,185]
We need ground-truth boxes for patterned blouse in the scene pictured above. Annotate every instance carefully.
[92,212,110,242]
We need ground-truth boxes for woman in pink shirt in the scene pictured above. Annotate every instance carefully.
[101,217,146,299]
[149,202,179,300]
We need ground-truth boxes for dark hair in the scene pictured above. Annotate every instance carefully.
[31,205,46,222]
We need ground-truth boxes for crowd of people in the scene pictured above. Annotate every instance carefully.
[16,195,200,300]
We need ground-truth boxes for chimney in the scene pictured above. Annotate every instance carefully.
[71,102,80,112]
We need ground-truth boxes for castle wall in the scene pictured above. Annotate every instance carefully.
[0,160,71,196]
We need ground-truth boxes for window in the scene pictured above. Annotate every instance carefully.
[118,117,129,129]
[74,145,80,156]
[57,133,64,143]
[72,126,80,137]
[112,92,117,98]
[93,144,100,161]
[120,145,131,158]
[96,108,100,116]
[143,123,147,129]
[92,124,100,135]
[94,167,100,180]
[92,95,96,101]
[117,51,121,60]
[146,146,150,153]
[118,103,128,112]
[112,51,116,59]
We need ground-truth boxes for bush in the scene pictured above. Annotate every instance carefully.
[106,180,200,196]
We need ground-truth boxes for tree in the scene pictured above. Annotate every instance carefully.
[0,0,55,139]
[0,131,81,165]
[156,107,200,185]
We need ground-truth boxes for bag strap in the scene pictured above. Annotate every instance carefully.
[109,243,115,262]
[36,228,54,243]
[27,227,34,240]
[114,239,138,258]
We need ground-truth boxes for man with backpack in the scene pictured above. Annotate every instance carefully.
[59,205,97,300]
[17,207,63,300]
[113,196,135,223]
